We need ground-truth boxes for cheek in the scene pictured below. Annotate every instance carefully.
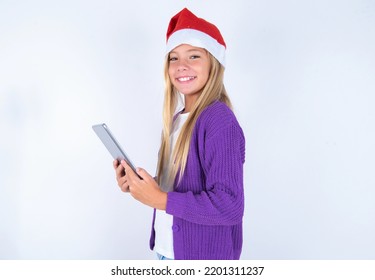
[168,67,175,81]
[201,68,210,84]
[196,61,210,81]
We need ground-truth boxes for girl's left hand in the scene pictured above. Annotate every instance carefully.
[120,160,167,210]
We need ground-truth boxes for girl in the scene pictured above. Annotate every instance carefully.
[114,8,245,260]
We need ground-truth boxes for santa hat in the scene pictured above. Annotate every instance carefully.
[166,8,226,67]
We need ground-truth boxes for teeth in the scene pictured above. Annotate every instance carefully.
[178,76,195,82]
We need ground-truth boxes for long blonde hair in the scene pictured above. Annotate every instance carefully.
[156,52,232,186]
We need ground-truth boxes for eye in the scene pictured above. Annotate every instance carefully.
[190,55,200,59]
[169,56,178,62]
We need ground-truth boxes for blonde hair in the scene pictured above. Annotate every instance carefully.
[156,52,232,186]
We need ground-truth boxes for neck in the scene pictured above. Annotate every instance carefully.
[183,94,200,113]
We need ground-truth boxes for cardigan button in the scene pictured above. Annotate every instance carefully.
[172,225,180,232]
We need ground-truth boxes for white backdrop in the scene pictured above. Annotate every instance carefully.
[1,0,374,259]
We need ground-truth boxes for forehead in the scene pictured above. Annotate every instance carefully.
[169,44,207,54]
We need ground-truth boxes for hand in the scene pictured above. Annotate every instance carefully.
[113,159,129,192]
[116,160,167,210]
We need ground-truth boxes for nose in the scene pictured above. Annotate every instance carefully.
[176,59,188,72]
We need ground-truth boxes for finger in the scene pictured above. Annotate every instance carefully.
[117,175,127,188]
[135,167,152,182]
[121,160,137,178]
[115,163,125,179]
[120,183,130,193]
[114,160,124,176]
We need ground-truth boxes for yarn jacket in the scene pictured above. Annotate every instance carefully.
[150,101,246,259]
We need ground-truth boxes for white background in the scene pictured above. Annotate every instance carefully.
[0,0,374,259]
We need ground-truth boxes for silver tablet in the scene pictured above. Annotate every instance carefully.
[92,123,139,176]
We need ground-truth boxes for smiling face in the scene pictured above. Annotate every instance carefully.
[168,44,211,109]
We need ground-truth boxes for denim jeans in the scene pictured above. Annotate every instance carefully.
[157,253,174,260]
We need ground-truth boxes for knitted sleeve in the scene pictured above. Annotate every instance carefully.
[166,117,245,226]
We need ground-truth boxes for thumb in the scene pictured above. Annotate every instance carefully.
[136,168,152,181]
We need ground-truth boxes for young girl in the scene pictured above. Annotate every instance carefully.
[114,8,245,260]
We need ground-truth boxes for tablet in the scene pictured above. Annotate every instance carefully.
[92,123,140,177]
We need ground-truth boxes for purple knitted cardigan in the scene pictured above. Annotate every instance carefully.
[150,101,246,260]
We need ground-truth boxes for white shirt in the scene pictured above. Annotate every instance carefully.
[153,111,189,259]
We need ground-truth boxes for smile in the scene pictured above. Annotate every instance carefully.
[177,76,196,82]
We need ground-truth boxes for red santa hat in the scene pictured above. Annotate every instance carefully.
[166,8,226,67]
